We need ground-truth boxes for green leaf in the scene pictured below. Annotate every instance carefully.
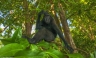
[15,50,42,56]
[46,52,59,58]
[90,53,94,58]
[15,56,44,58]
[46,49,64,58]
[94,51,96,58]
[19,38,29,48]
[15,49,46,58]
[67,53,84,58]
[0,43,24,57]
[0,38,13,45]
[12,27,22,43]
[37,41,50,49]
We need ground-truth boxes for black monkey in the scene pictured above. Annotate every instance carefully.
[24,10,74,53]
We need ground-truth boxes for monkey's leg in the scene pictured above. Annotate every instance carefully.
[29,27,47,44]
[44,29,55,42]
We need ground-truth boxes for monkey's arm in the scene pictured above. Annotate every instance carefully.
[52,21,74,53]
[36,10,44,30]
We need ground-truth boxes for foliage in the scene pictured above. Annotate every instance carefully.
[0,0,96,58]
[0,28,85,58]
[0,43,24,57]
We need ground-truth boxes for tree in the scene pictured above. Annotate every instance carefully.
[0,0,96,57]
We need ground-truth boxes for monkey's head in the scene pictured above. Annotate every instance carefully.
[42,11,53,24]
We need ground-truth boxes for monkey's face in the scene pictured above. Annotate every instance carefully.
[44,15,51,24]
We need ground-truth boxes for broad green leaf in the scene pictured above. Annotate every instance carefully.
[37,41,50,49]
[94,51,96,58]
[15,56,44,58]
[90,53,94,58]
[0,43,24,57]
[0,38,13,45]
[19,38,29,48]
[67,53,84,58]
[15,49,46,58]
[12,27,22,43]
[46,49,64,58]
[46,52,59,58]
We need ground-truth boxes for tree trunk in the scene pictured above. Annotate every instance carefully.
[23,0,32,36]
[58,4,77,53]
[53,11,61,30]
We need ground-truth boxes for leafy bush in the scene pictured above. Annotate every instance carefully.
[0,28,89,58]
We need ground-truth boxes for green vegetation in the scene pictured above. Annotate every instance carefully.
[0,28,84,58]
[0,0,96,58]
